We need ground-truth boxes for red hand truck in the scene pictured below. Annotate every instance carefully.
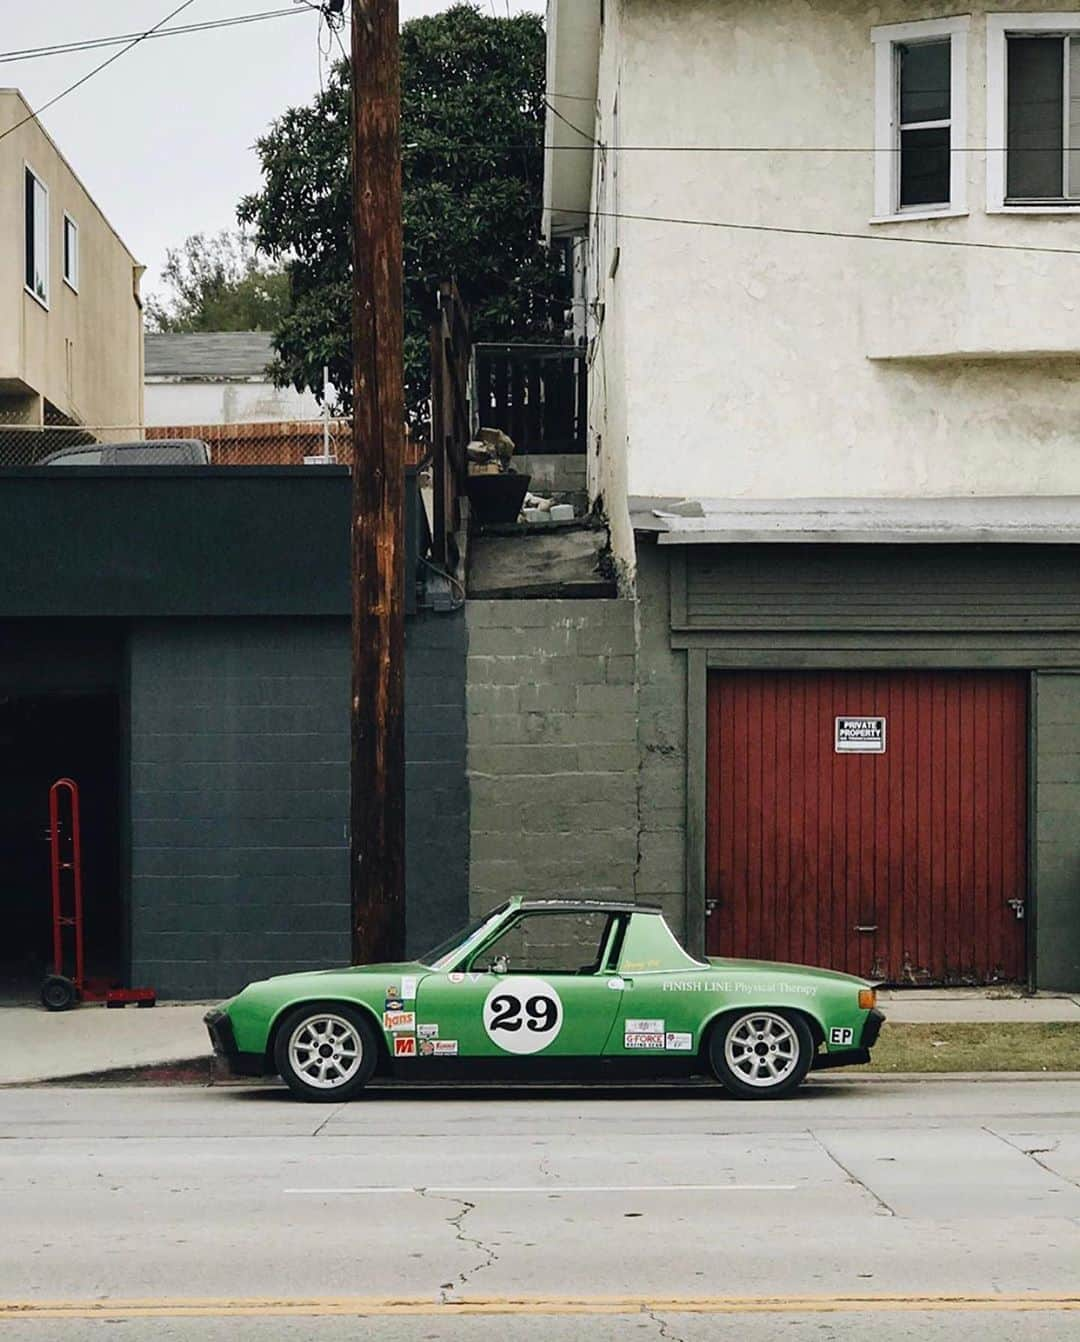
[40,778,156,1012]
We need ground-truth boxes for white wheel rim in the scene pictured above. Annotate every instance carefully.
[287,1013,363,1090]
[724,1011,800,1088]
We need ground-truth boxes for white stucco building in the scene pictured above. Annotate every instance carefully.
[542,1,1080,993]
[144,332,321,427]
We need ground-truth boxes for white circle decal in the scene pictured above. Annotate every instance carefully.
[482,977,563,1055]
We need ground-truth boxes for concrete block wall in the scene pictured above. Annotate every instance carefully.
[1034,673,1080,991]
[466,599,639,914]
[634,544,689,940]
[405,610,470,955]
[129,619,351,1000]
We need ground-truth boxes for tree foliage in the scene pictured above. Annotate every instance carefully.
[237,3,566,416]
[145,231,290,333]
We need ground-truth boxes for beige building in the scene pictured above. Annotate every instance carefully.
[0,89,143,442]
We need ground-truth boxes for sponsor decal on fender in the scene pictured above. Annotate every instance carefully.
[417,1023,439,1040]
[394,1036,416,1057]
[400,976,417,999]
[829,1027,855,1046]
[433,1040,459,1056]
[419,1039,436,1056]
[383,1011,416,1032]
[624,1031,665,1050]
[384,997,404,1012]
[448,973,465,984]
[625,1018,664,1035]
[665,1032,693,1051]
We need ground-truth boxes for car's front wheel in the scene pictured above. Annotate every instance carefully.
[709,1009,814,1100]
[274,1004,379,1102]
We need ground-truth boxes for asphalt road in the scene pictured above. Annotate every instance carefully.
[2,1077,1079,1340]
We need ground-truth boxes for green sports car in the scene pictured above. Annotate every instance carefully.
[204,898,884,1102]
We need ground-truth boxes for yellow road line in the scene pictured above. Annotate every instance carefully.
[2,1295,1080,1318]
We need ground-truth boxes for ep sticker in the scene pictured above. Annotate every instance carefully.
[482,977,563,1055]
[829,1027,855,1046]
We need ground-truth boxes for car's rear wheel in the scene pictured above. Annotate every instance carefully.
[709,1009,814,1100]
[275,1004,378,1103]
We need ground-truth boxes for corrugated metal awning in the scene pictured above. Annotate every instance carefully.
[630,496,1080,545]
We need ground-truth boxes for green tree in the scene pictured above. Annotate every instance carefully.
[237,3,566,416]
[145,231,290,333]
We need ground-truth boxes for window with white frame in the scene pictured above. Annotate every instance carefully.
[987,14,1080,209]
[872,17,969,220]
[24,166,49,305]
[63,214,79,292]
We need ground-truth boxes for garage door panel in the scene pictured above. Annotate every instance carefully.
[706,671,1027,984]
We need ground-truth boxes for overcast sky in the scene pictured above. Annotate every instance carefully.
[3,1,544,301]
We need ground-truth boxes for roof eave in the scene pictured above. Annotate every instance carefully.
[542,0,601,243]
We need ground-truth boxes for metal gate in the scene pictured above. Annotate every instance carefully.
[706,671,1028,984]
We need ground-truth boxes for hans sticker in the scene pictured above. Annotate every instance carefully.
[665,1032,693,1051]
[417,1023,439,1040]
[624,1032,665,1050]
[829,1027,855,1046]
[394,1036,416,1057]
[383,1011,416,1033]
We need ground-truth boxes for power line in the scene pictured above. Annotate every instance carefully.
[0,8,309,66]
[550,203,1080,258]
[0,0,201,144]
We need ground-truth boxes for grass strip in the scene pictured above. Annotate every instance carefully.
[865,1021,1080,1072]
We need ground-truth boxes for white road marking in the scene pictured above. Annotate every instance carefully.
[282,1184,799,1195]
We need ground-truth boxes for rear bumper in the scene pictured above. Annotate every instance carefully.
[203,1007,268,1077]
[810,1009,886,1072]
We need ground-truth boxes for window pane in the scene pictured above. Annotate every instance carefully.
[899,40,951,124]
[24,170,34,290]
[476,911,613,975]
[1070,36,1080,197]
[30,178,48,301]
[64,218,78,286]
[1007,36,1064,198]
[900,126,951,205]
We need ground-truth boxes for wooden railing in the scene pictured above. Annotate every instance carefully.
[472,343,586,455]
[428,281,471,568]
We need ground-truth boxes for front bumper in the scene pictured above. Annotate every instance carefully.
[203,1006,268,1077]
[810,1008,886,1072]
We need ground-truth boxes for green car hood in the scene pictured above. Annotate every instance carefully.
[265,960,428,984]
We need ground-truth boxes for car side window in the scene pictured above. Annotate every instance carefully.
[471,911,615,975]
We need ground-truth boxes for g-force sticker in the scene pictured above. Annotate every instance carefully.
[829,1027,855,1046]
[383,1011,416,1032]
[625,1031,665,1050]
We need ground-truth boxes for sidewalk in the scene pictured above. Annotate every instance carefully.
[0,1003,211,1086]
[1,991,1078,1086]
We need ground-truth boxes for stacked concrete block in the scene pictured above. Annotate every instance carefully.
[466,599,639,914]
[634,546,688,941]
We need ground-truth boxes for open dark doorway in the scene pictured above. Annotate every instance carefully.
[0,695,123,1001]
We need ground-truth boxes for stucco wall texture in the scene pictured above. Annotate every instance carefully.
[588,1,1080,567]
[0,90,142,429]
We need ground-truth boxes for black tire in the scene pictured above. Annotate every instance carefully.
[41,975,78,1012]
[708,1009,814,1100]
[274,1003,379,1103]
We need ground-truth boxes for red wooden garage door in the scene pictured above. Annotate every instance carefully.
[706,671,1028,984]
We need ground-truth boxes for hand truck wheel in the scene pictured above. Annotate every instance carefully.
[40,975,78,1012]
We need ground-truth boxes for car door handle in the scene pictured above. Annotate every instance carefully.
[608,976,632,990]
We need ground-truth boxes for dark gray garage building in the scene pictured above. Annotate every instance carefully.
[0,467,467,1000]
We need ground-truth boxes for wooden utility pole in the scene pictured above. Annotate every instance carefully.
[349,0,406,965]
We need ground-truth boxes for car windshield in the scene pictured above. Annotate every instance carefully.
[420,905,509,970]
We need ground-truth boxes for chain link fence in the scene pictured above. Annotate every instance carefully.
[0,419,359,467]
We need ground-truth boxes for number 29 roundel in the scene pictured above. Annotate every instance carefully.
[482,978,563,1055]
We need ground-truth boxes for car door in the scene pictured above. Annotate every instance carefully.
[413,910,626,1060]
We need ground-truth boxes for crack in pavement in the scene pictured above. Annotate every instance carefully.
[418,1189,500,1300]
[984,1127,1080,1190]
[647,1307,688,1342]
[809,1129,896,1216]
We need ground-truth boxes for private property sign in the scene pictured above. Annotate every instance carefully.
[835,716,886,754]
